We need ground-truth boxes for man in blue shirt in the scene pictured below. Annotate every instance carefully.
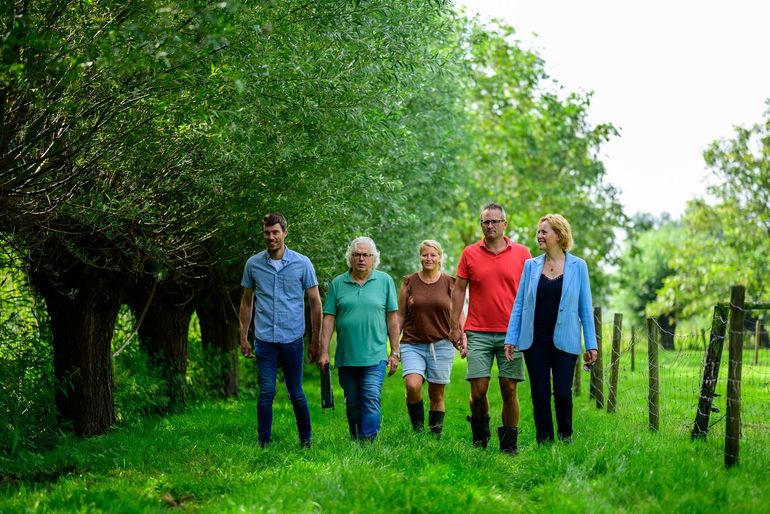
[239,212,322,447]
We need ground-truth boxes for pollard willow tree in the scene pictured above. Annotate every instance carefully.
[2,0,238,435]
[3,0,471,433]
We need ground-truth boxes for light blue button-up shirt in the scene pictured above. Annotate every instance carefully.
[241,247,318,343]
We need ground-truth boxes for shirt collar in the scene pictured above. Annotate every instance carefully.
[479,236,513,253]
[263,246,294,263]
[344,269,377,283]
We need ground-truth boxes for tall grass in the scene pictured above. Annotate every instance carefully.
[2,349,768,513]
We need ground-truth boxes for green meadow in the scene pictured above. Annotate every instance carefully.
[2,348,768,513]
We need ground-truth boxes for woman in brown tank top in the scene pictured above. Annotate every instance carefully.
[397,240,466,436]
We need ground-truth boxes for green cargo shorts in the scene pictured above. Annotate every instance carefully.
[465,331,525,381]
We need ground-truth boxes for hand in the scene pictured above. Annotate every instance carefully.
[387,353,399,376]
[504,344,516,362]
[584,349,598,365]
[240,339,254,359]
[452,336,467,359]
[307,341,320,363]
[318,352,329,369]
[449,327,463,346]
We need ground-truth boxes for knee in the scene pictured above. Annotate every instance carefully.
[500,382,518,399]
[405,382,422,398]
[258,388,276,402]
[554,389,573,403]
[428,388,444,404]
[288,390,307,404]
[470,390,486,404]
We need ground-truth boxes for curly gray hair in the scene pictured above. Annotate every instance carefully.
[346,236,380,269]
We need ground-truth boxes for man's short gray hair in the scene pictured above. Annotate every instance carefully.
[346,236,380,269]
[481,202,506,221]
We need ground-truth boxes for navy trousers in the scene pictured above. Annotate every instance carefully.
[523,339,578,443]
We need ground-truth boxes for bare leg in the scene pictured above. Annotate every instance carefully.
[499,378,520,427]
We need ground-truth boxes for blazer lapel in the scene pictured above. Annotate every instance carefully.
[563,252,578,293]
[531,255,545,300]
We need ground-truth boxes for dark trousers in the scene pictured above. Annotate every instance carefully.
[255,337,312,444]
[523,339,578,443]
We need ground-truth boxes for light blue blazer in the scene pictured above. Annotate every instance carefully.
[504,252,597,355]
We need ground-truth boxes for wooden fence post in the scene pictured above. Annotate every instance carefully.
[647,318,659,432]
[725,285,745,468]
[691,304,729,439]
[630,327,635,373]
[591,307,604,408]
[607,313,622,413]
[755,319,761,366]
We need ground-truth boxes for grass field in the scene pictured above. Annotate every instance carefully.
[1,348,769,513]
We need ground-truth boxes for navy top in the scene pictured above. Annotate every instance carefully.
[533,274,563,344]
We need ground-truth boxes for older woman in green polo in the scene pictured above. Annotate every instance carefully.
[318,236,400,441]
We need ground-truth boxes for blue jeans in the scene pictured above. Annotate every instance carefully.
[337,361,386,440]
[254,337,311,445]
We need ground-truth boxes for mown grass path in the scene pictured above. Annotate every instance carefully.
[2,357,768,513]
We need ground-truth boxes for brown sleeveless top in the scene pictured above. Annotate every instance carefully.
[400,272,455,344]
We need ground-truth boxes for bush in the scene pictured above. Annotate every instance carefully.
[111,306,170,420]
[0,262,59,457]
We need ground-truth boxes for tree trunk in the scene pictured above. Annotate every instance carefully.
[129,280,195,412]
[31,260,124,436]
[197,286,241,398]
[658,314,676,350]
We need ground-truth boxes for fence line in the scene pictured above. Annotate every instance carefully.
[582,292,769,468]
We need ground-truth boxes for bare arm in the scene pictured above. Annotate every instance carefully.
[396,281,409,336]
[306,286,322,362]
[449,277,468,345]
[386,310,400,376]
[239,288,255,358]
[318,314,336,368]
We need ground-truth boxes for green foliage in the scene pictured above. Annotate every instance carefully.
[648,103,770,325]
[613,216,680,328]
[451,22,626,297]
[0,260,58,456]
[111,307,170,420]
[207,0,469,283]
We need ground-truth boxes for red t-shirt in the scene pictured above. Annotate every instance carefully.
[456,237,531,332]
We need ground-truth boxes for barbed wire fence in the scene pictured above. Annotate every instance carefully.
[574,286,769,468]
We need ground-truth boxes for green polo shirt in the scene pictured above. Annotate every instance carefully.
[323,269,398,366]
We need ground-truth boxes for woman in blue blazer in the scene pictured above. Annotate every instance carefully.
[504,214,598,443]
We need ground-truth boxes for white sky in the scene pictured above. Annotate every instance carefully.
[457,0,770,218]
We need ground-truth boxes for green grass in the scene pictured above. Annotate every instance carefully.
[1,352,769,513]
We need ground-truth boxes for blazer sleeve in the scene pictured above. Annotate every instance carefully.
[578,259,598,351]
[505,260,531,346]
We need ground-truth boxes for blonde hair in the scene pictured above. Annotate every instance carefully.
[538,214,573,251]
[419,239,444,270]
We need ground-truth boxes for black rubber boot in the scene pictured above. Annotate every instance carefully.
[467,415,491,448]
[428,410,445,438]
[407,400,425,432]
[498,425,519,455]
[345,408,361,440]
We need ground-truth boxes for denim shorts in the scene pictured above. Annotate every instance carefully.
[465,331,525,381]
[400,339,455,384]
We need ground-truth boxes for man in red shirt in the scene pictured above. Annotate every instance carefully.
[449,203,531,453]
